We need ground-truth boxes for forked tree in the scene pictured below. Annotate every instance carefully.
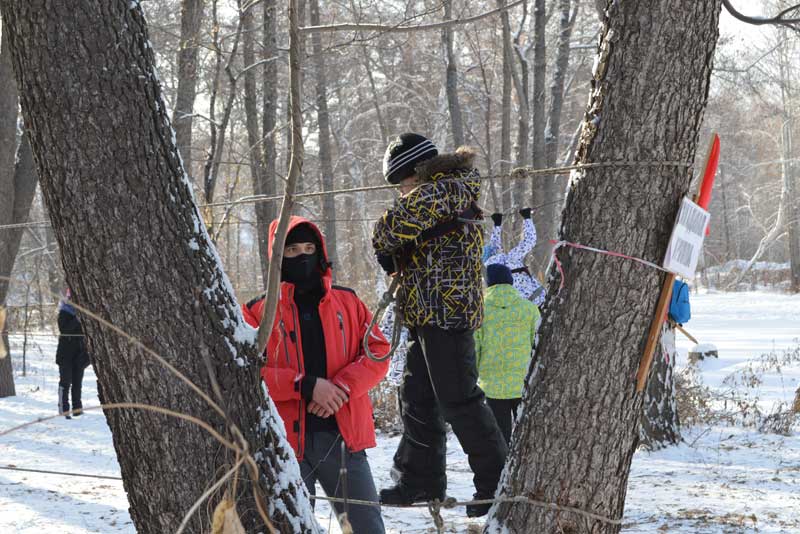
[0,1,316,533]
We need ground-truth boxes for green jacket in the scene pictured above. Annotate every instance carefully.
[474,284,540,399]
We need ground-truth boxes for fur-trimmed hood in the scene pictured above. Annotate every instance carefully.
[415,146,477,182]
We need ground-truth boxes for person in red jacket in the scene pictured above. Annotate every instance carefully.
[242,216,390,534]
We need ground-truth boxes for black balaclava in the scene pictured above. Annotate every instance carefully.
[280,224,323,291]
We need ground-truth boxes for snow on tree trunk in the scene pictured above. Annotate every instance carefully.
[488,2,721,532]
[0,2,317,532]
[639,324,681,450]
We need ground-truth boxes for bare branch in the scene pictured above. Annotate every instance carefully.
[299,0,526,34]
[722,0,800,27]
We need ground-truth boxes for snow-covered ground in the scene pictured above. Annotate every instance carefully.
[1,291,799,533]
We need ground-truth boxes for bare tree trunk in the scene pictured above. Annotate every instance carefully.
[784,120,799,292]
[489,2,721,532]
[0,2,316,532]
[360,45,388,143]
[241,0,266,250]
[253,0,279,285]
[172,0,204,181]
[529,0,546,171]
[513,22,530,169]
[0,23,37,398]
[499,0,513,211]
[203,0,243,229]
[536,0,576,269]
[639,324,681,450]
[529,0,547,264]
[719,164,734,262]
[310,0,337,272]
[443,0,464,147]
[237,0,268,280]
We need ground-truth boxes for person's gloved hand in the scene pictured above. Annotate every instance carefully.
[490,213,503,226]
[376,252,396,275]
[519,207,532,219]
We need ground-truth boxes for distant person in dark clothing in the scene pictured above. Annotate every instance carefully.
[56,289,90,419]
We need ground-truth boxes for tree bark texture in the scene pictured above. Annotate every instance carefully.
[489,2,721,533]
[443,0,465,147]
[310,0,337,272]
[0,23,37,398]
[172,0,204,181]
[639,324,681,450]
[0,2,317,532]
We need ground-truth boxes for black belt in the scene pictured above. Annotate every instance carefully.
[511,266,531,276]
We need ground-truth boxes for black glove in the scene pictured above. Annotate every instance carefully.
[519,207,532,219]
[490,213,503,226]
[376,252,396,275]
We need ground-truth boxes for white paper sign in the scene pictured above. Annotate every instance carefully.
[663,197,710,278]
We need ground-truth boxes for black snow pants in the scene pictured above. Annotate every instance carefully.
[391,325,508,497]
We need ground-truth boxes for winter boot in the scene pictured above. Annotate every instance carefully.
[58,386,71,419]
[465,492,493,518]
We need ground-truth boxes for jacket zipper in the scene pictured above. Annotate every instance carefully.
[278,321,291,366]
[336,311,347,355]
[290,302,305,457]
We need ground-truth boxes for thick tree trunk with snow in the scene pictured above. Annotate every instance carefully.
[0,24,37,398]
[489,2,720,532]
[639,324,681,450]
[0,2,316,532]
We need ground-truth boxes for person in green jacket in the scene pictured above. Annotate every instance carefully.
[475,264,540,444]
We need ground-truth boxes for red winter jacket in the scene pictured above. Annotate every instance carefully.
[242,216,390,459]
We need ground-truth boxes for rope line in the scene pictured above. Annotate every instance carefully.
[311,494,623,526]
[200,160,692,208]
[0,464,621,526]
[550,239,672,290]
[0,465,122,481]
[0,160,691,232]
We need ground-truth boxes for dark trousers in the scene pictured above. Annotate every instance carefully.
[392,325,508,497]
[58,362,85,414]
[300,431,384,534]
[486,398,521,445]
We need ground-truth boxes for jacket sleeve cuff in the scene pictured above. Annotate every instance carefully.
[300,375,317,401]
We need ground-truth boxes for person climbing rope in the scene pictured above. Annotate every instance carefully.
[484,208,547,306]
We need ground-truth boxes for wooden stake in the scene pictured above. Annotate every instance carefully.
[636,274,675,391]
[636,132,719,392]
[675,323,698,344]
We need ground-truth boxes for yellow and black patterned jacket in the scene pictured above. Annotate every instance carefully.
[372,147,484,331]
